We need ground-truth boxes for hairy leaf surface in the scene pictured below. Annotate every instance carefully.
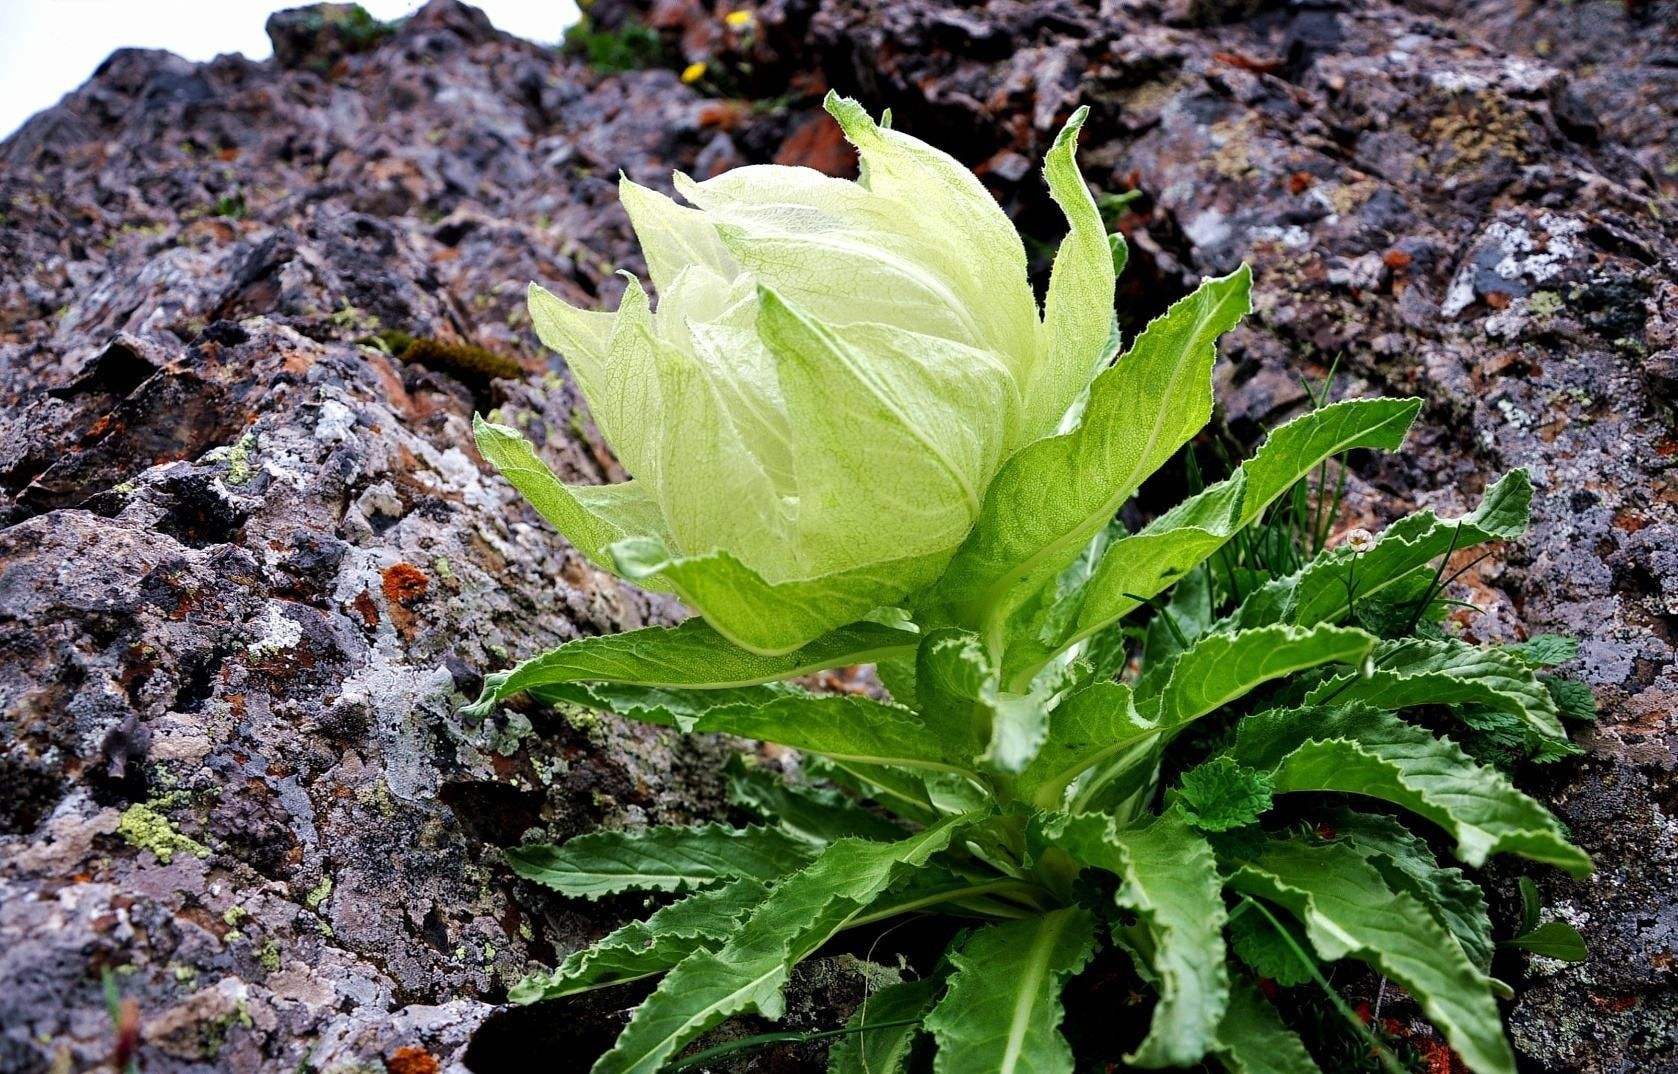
[1212,982,1322,1074]
[928,268,1252,647]
[465,617,916,716]
[1228,838,1515,1074]
[1042,811,1227,1067]
[593,818,972,1074]
[828,978,940,1074]
[1306,638,1566,744]
[924,908,1095,1074]
[506,824,812,899]
[1232,706,1588,874]
[509,877,769,1002]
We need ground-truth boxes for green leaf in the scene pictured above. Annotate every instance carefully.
[1145,624,1376,728]
[1231,469,1532,632]
[1031,104,1118,444]
[1228,837,1516,1074]
[1518,876,1542,935]
[914,629,1002,765]
[529,680,790,730]
[1228,908,1315,987]
[1504,921,1587,962]
[464,617,915,718]
[592,817,973,1074]
[1306,637,1567,743]
[806,757,940,826]
[827,978,939,1074]
[1064,624,1372,812]
[508,877,769,1002]
[1178,757,1275,832]
[1035,397,1422,667]
[923,908,1096,1074]
[1329,810,1494,973]
[612,534,949,656]
[1014,681,1153,809]
[754,283,1016,572]
[1040,811,1228,1067]
[1545,676,1597,723]
[692,694,980,778]
[1503,634,1579,668]
[928,267,1252,650]
[1232,706,1590,875]
[505,823,814,899]
[1212,981,1322,1074]
[726,757,907,844]
[473,413,670,586]
[1140,563,1216,676]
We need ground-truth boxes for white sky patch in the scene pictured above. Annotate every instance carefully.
[0,0,581,140]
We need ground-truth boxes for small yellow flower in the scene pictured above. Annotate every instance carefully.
[723,10,754,29]
[680,61,707,84]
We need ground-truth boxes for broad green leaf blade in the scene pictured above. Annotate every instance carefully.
[928,267,1253,648]
[1227,909,1315,988]
[1176,757,1275,832]
[612,534,947,656]
[915,628,1001,765]
[508,877,769,1003]
[726,758,907,845]
[1231,469,1532,631]
[807,757,940,826]
[1212,982,1322,1074]
[529,680,790,730]
[505,823,814,899]
[1074,625,1374,813]
[527,280,663,483]
[1029,104,1117,446]
[1228,838,1515,1074]
[827,978,939,1074]
[472,414,670,585]
[1306,637,1566,743]
[1041,812,1228,1067]
[757,286,1016,570]
[693,694,981,778]
[1014,682,1154,809]
[1146,624,1376,726]
[1329,810,1494,973]
[1232,707,1589,875]
[593,818,973,1074]
[923,908,1096,1074]
[1504,921,1587,961]
[1032,397,1421,669]
[463,617,915,717]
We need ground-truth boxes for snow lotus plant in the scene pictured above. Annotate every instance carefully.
[468,93,1591,1074]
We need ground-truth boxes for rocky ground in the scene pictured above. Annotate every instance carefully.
[0,1,1672,1071]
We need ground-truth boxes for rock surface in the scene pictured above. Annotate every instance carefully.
[1,1,1673,1071]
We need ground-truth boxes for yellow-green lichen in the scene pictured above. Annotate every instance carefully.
[118,803,210,864]
[304,876,333,909]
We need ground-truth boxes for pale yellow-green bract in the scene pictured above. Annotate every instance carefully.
[483,91,1115,655]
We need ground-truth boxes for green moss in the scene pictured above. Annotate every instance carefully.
[258,940,282,972]
[222,905,249,927]
[117,803,209,864]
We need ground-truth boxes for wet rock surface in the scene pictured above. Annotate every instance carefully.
[1,0,1673,1071]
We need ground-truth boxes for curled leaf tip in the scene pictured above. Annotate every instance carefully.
[822,91,875,140]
